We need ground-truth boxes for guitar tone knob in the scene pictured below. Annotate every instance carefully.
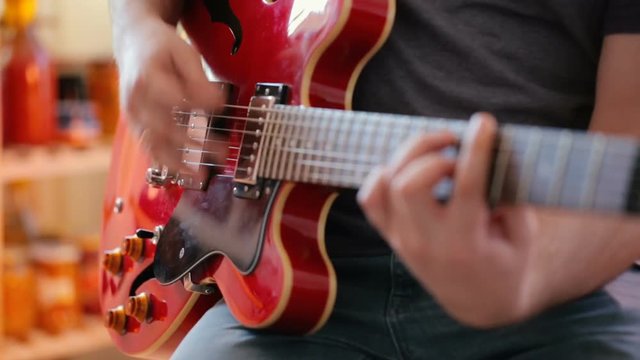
[126,293,152,323]
[102,249,124,275]
[105,306,128,335]
[121,236,145,261]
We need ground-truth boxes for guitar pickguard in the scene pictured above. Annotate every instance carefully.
[153,178,279,284]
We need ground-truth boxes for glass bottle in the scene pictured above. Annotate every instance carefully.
[2,0,56,146]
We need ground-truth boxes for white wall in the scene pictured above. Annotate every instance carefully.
[37,0,113,63]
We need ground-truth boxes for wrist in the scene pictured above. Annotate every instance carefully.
[110,1,182,56]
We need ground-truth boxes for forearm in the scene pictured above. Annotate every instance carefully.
[110,0,183,26]
[109,0,184,58]
[528,34,640,314]
[528,210,640,315]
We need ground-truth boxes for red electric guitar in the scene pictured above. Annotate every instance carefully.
[100,0,640,357]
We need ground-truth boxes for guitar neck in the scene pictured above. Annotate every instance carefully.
[237,105,640,215]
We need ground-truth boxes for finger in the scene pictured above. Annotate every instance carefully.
[390,154,456,216]
[357,166,393,234]
[388,132,458,174]
[452,112,498,207]
[494,206,538,247]
[144,129,184,171]
[172,41,225,111]
[124,65,183,119]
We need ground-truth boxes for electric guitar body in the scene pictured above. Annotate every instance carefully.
[100,0,396,357]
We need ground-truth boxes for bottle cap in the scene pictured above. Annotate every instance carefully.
[3,0,37,28]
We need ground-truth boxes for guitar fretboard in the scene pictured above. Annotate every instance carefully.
[234,105,640,215]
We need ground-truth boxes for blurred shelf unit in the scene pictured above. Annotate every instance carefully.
[1,143,112,183]
[2,317,113,360]
[0,143,113,359]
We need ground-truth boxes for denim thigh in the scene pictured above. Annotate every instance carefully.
[171,254,640,359]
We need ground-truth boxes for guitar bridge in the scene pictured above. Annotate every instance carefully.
[232,83,289,197]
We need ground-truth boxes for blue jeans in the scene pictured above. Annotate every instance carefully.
[172,254,640,359]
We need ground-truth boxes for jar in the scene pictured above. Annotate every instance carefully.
[77,235,101,314]
[30,242,82,334]
[87,60,120,137]
[2,0,57,146]
[2,246,37,341]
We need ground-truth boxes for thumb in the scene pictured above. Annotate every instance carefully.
[173,42,226,111]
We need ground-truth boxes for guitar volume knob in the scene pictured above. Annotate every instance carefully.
[122,236,145,261]
[105,306,128,335]
[102,249,124,275]
[126,293,152,323]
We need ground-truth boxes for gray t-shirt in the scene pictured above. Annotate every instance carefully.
[328,0,640,256]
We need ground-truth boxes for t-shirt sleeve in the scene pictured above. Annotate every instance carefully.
[604,0,640,35]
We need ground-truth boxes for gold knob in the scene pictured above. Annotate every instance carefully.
[105,306,127,334]
[102,249,124,275]
[126,293,151,323]
[122,236,145,261]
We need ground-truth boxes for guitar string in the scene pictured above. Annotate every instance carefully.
[171,109,640,157]
[174,135,639,187]
[173,146,639,199]
[176,120,639,162]
[168,107,640,191]
[177,145,640,194]
[177,123,640,177]
[177,105,640,154]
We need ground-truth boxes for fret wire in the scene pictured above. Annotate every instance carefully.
[313,109,328,185]
[489,127,513,206]
[580,135,607,209]
[516,128,543,203]
[335,110,352,186]
[327,109,342,184]
[272,107,288,179]
[263,105,280,179]
[351,112,366,183]
[360,112,382,183]
[279,107,297,180]
[279,107,296,178]
[370,112,386,178]
[379,113,393,165]
[307,110,326,183]
[400,118,411,155]
[322,112,337,185]
[545,130,573,206]
[288,108,305,182]
[300,108,315,184]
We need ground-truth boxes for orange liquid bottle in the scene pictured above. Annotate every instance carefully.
[2,0,56,146]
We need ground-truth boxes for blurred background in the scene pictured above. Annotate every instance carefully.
[1,0,134,358]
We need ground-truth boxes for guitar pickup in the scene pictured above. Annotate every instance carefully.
[146,82,235,191]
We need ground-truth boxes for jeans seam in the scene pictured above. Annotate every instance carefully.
[385,252,406,360]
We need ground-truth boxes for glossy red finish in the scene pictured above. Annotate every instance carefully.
[269,184,338,333]
[101,121,220,358]
[183,0,345,108]
[102,0,394,353]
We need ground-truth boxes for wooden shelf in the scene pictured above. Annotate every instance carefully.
[1,316,114,360]
[1,143,112,183]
